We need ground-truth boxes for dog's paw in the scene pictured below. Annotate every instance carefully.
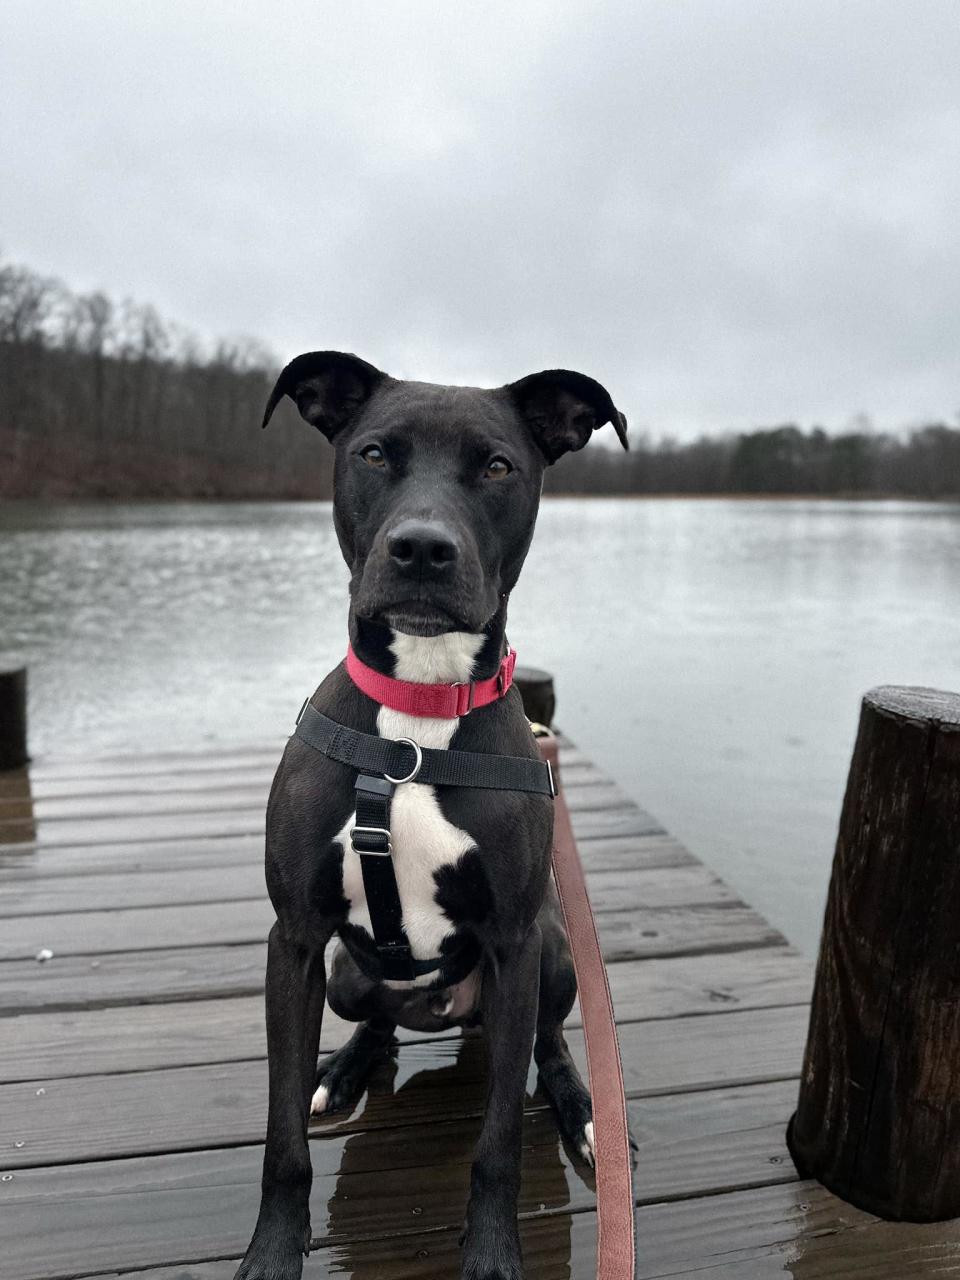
[309,1039,381,1121]
[460,1221,524,1280]
[233,1213,310,1280]
[461,1254,525,1280]
[311,1043,379,1116]
[233,1242,306,1280]
[573,1121,639,1171]
[310,1072,363,1116]
[461,1253,525,1280]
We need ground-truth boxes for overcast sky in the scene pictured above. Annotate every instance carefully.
[4,1,959,437]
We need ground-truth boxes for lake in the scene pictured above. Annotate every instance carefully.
[2,496,958,956]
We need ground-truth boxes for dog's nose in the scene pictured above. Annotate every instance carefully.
[386,520,459,579]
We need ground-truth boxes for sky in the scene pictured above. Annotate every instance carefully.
[3,0,959,438]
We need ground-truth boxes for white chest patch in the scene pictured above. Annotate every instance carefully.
[337,630,485,988]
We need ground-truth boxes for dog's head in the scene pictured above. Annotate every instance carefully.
[263,352,628,636]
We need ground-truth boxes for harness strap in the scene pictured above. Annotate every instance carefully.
[339,928,482,989]
[352,773,480,984]
[350,773,418,982]
[294,702,554,987]
[296,702,555,796]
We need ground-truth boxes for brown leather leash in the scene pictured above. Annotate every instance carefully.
[537,732,638,1280]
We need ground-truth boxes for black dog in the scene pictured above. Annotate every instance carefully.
[235,352,627,1280]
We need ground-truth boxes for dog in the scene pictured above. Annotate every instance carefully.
[234,351,628,1280]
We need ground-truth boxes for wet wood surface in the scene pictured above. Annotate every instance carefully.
[0,859,734,917]
[790,686,960,1222]
[0,1006,809,1168]
[1,735,950,1278]
[1,948,813,1079]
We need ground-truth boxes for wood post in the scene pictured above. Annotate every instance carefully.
[788,685,960,1221]
[0,667,29,771]
[514,666,555,728]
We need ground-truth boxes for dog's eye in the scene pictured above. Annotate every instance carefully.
[484,457,512,480]
[360,444,386,468]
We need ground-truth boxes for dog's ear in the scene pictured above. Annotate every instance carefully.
[262,351,388,441]
[505,369,628,463]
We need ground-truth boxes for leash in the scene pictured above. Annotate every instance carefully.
[537,730,639,1280]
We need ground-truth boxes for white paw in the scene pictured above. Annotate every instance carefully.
[578,1121,595,1168]
[310,1083,329,1116]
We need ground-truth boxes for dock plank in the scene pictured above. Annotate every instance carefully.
[0,896,781,963]
[0,948,812,1080]
[0,940,268,1015]
[16,1128,960,1279]
[0,832,268,876]
[1,1080,801,1280]
[635,1181,960,1278]
[0,756,604,809]
[63,1202,960,1280]
[0,1005,807,1169]
[0,861,735,918]
[0,740,596,801]
[0,794,663,848]
[0,829,693,885]
[0,937,810,1021]
[0,771,624,826]
[2,736,588,781]
[5,739,590,785]
[0,730,861,1280]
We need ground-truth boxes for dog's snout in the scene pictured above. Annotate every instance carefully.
[386,520,459,579]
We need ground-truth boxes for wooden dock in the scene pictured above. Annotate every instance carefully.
[1,734,958,1278]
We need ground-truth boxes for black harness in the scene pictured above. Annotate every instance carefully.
[295,701,555,985]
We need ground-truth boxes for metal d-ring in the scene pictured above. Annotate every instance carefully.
[385,737,423,785]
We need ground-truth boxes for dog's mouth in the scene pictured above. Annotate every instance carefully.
[375,600,466,637]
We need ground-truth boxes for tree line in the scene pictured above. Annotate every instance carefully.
[545,419,960,498]
[0,256,326,498]
[2,256,957,500]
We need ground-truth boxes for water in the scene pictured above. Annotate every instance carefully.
[2,497,958,955]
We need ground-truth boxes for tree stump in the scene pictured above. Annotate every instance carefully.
[0,667,28,771]
[788,685,960,1221]
[514,666,556,729]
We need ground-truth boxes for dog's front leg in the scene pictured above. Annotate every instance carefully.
[235,921,329,1280]
[462,924,542,1280]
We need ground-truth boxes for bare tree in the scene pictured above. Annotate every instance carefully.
[2,251,957,501]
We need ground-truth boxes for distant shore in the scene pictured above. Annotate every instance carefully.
[548,490,960,502]
[4,253,958,505]
[2,491,958,507]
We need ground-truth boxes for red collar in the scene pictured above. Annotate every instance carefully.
[346,644,517,718]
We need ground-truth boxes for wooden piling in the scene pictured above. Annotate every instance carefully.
[0,667,28,771]
[788,685,960,1222]
[514,666,556,728]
